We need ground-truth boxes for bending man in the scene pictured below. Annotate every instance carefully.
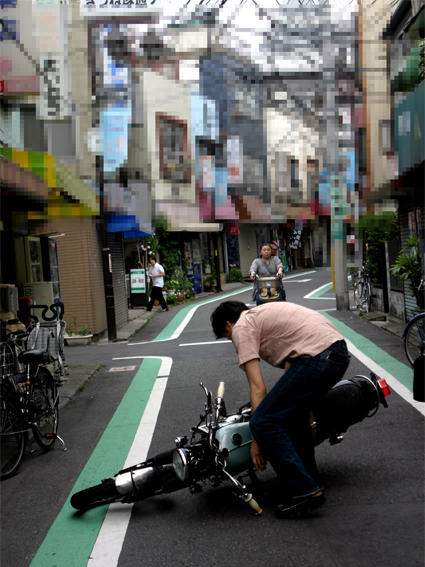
[210,301,350,518]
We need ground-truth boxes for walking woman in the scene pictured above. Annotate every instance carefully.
[146,254,169,312]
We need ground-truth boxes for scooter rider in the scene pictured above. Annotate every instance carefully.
[210,300,351,518]
[249,243,285,304]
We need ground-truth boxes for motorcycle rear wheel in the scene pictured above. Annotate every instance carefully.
[71,478,121,510]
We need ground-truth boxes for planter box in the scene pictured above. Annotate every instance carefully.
[65,334,93,346]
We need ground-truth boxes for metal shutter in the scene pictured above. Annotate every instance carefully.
[108,235,128,331]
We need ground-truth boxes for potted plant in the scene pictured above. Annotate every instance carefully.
[205,274,216,291]
[64,320,93,347]
[390,234,424,309]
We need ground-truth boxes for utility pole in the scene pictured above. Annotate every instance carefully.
[97,155,117,341]
[324,18,350,311]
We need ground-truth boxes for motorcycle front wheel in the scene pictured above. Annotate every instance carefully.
[71,478,121,510]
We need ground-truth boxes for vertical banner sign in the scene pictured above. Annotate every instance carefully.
[34,0,70,120]
[100,106,130,174]
[289,230,302,250]
[227,136,243,185]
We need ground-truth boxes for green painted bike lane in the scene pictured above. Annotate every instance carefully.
[322,312,413,391]
[29,358,161,567]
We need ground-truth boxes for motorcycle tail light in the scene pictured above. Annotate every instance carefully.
[173,448,190,482]
[378,378,391,397]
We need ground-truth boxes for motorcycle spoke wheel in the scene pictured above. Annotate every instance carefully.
[31,369,59,451]
[71,479,121,510]
[404,315,425,366]
[1,398,26,481]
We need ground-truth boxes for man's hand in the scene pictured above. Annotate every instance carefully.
[251,437,266,471]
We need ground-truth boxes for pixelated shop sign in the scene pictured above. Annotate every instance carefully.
[81,0,161,17]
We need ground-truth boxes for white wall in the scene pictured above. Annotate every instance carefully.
[139,69,195,204]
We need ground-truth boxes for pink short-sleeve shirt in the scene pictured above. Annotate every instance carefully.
[231,303,344,370]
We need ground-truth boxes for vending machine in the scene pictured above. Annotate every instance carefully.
[184,239,202,294]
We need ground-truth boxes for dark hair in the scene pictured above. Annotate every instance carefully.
[210,301,249,339]
[149,253,157,262]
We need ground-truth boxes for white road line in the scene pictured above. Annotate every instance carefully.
[129,288,250,346]
[304,281,333,299]
[87,357,173,567]
[344,339,425,415]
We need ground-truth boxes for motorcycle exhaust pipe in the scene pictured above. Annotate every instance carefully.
[115,466,160,495]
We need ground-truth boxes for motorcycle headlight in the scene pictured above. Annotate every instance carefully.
[172,448,190,481]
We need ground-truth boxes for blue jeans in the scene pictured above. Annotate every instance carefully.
[249,340,350,497]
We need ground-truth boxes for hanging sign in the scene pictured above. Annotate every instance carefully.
[81,0,161,17]
[289,230,302,250]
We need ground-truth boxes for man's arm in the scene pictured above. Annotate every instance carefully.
[243,358,267,471]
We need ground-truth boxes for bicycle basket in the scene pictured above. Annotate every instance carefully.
[27,321,66,360]
[0,343,14,381]
[255,276,283,302]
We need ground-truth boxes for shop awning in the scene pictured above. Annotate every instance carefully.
[0,154,49,209]
[154,200,222,232]
[0,148,98,219]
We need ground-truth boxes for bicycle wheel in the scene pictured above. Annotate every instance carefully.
[1,397,26,480]
[364,283,371,313]
[31,368,59,450]
[354,282,364,309]
[71,478,121,510]
[404,314,425,366]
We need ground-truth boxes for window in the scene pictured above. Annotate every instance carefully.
[157,114,190,183]
[379,120,393,155]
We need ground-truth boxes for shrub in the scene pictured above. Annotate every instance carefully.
[227,267,244,283]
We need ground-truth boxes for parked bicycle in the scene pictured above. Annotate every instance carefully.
[0,319,66,481]
[354,266,372,313]
[26,302,68,384]
[403,278,425,366]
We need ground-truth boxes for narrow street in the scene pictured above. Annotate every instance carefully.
[1,271,423,567]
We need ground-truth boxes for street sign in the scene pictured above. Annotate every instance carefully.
[130,269,146,294]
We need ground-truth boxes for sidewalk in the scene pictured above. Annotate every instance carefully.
[58,273,407,410]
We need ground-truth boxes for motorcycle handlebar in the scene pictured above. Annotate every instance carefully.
[217,382,225,399]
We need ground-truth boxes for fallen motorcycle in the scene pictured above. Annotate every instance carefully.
[71,373,390,514]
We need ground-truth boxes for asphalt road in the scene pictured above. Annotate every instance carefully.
[1,270,424,567]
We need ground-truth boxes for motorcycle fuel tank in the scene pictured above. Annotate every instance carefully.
[215,422,252,474]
